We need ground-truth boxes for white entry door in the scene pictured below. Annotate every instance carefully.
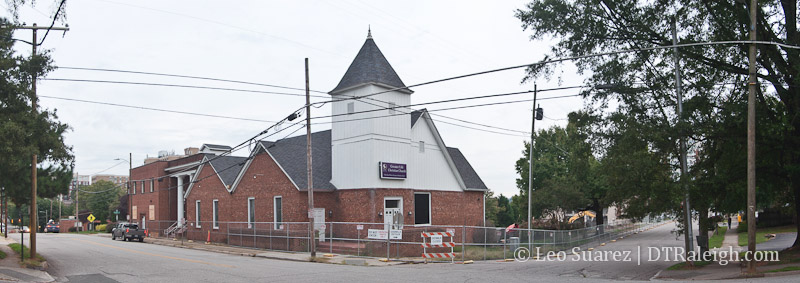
[383,197,403,231]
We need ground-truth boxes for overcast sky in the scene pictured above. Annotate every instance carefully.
[5,0,586,198]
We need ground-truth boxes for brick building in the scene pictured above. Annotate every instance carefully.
[132,32,488,245]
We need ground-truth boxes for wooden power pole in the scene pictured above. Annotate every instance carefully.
[746,0,758,274]
[10,23,69,259]
[305,58,316,258]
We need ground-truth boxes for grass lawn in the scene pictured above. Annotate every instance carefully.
[667,261,713,270]
[737,223,795,247]
[709,226,727,249]
[8,243,45,268]
[0,249,6,259]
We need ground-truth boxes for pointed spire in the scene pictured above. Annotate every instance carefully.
[367,25,372,39]
[329,32,412,95]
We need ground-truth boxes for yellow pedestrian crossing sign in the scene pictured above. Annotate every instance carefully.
[87,214,96,222]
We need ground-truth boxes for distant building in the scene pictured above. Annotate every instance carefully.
[66,173,91,202]
[92,174,129,188]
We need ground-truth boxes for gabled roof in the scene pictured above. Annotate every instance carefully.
[207,155,248,188]
[259,130,336,192]
[329,34,411,95]
[446,148,488,191]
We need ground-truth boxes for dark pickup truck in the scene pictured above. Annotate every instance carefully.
[111,223,147,242]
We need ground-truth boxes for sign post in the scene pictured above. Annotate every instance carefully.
[113,210,120,222]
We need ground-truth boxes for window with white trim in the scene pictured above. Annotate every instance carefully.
[274,196,282,229]
[347,102,355,114]
[213,199,219,229]
[150,179,154,193]
[388,102,396,114]
[195,200,201,228]
[248,197,255,228]
[419,141,425,153]
[132,182,136,195]
[141,181,145,194]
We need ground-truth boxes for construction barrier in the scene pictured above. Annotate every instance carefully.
[422,231,456,263]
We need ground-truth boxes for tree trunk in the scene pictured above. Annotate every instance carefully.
[593,200,604,235]
[697,207,710,255]
[792,173,800,249]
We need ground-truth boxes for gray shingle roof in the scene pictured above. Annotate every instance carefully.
[258,129,487,192]
[260,130,335,191]
[208,156,248,188]
[446,147,489,191]
[329,36,411,94]
[411,109,424,127]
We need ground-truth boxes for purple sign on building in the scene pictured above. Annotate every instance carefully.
[379,162,407,179]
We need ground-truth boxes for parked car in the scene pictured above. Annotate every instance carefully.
[45,223,60,233]
[111,223,146,242]
[21,226,30,233]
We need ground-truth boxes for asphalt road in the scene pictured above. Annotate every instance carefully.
[26,224,800,283]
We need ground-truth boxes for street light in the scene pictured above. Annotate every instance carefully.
[115,155,132,223]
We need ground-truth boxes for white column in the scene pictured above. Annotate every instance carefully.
[177,176,184,226]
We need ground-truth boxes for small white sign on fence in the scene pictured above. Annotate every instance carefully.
[368,229,387,239]
[430,235,443,245]
[356,225,364,231]
[367,229,402,240]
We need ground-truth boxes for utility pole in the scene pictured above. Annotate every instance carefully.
[527,84,538,250]
[746,0,758,274]
[128,153,132,223]
[10,23,69,259]
[305,58,316,258]
[75,174,79,232]
[673,18,694,260]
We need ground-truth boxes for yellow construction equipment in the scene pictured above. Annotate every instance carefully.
[568,211,596,224]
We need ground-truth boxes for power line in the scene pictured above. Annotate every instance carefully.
[312,94,582,126]
[320,40,800,105]
[56,66,321,94]
[36,0,66,46]
[54,66,531,135]
[40,78,327,98]
[314,86,584,120]
[88,161,127,176]
[39,95,278,123]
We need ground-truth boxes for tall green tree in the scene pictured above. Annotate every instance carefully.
[0,19,74,205]
[516,0,799,246]
[515,114,610,228]
[77,180,124,224]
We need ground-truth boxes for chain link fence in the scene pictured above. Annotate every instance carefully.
[143,218,667,261]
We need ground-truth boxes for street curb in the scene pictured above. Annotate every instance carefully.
[763,269,800,277]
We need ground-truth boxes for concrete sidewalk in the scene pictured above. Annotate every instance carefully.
[130,235,414,267]
[0,235,55,282]
[655,222,800,280]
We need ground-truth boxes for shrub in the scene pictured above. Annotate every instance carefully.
[105,223,115,233]
[68,227,77,233]
[95,224,107,232]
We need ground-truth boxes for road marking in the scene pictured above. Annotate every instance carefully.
[73,238,235,268]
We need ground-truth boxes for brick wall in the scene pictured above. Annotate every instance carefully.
[181,149,485,249]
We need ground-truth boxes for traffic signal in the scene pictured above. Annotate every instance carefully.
[535,106,543,120]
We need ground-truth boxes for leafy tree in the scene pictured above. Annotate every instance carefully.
[515,114,610,229]
[496,194,516,227]
[516,0,800,246]
[77,181,124,224]
[0,19,74,205]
